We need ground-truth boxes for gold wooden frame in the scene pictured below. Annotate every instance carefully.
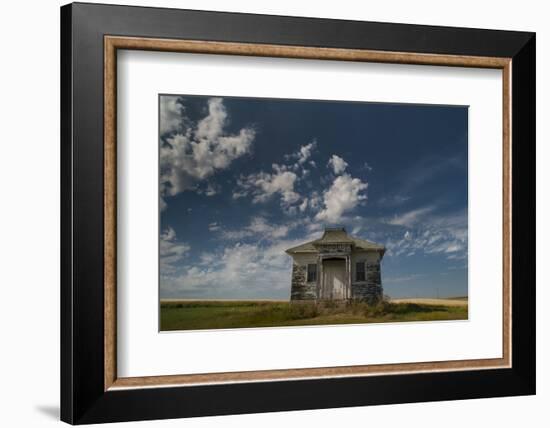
[104,36,512,391]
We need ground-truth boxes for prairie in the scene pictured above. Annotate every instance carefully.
[160,299,468,331]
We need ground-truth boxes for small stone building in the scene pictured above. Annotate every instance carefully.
[285,227,385,302]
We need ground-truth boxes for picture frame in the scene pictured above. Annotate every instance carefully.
[60,2,535,424]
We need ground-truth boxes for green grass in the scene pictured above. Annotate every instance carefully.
[160,300,468,331]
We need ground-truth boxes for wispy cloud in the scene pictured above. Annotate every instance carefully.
[384,208,467,260]
[160,227,191,273]
[208,222,221,232]
[161,232,321,299]
[216,216,304,242]
[386,206,434,227]
[377,194,411,208]
[392,154,466,196]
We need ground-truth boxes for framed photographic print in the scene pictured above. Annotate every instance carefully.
[61,2,535,424]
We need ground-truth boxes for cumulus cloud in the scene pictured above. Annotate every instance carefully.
[232,142,322,212]
[308,191,322,209]
[315,174,368,223]
[234,163,300,207]
[327,154,348,175]
[296,141,316,165]
[160,97,255,199]
[285,140,317,167]
[160,227,190,272]
[160,96,186,135]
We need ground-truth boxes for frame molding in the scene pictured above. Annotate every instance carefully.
[103,35,512,391]
[62,2,535,424]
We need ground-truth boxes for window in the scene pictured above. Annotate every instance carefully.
[356,262,366,281]
[307,264,317,282]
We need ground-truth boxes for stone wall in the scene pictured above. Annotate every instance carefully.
[351,261,383,303]
[290,264,317,300]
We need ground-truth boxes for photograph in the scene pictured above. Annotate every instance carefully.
[159,94,469,331]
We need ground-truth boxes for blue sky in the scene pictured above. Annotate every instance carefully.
[159,94,468,299]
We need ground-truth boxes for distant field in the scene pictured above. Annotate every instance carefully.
[160,299,468,331]
[390,298,468,307]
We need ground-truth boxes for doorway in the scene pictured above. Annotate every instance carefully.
[321,259,346,300]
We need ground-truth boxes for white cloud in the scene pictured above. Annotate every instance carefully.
[160,231,322,299]
[377,194,411,207]
[285,141,317,167]
[384,273,427,283]
[363,162,373,171]
[219,216,295,241]
[386,206,434,227]
[204,184,219,196]
[247,217,290,238]
[160,97,255,199]
[234,164,300,207]
[233,142,318,212]
[308,191,322,209]
[315,174,368,223]
[197,182,220,197]
[296,141,316,165]
[160,227,190,272]
[208,222,221,232]
[161,241,287,297]
[384,208,468,260]
[160,96,185,135]
[327,154,348,175]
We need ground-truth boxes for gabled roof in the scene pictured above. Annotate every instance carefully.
[285,227,385,254]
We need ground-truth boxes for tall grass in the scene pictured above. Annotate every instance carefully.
[160,299,468,331]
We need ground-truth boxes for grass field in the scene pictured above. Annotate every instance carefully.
[160,299,468,331]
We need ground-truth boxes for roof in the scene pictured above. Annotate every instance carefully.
[285,227,385,254]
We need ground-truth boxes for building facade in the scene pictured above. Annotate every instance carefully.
[285,227,385,302]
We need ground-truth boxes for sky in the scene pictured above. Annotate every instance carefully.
[159,94,468,300]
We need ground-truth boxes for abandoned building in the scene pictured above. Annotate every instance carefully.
[285,227,385,302]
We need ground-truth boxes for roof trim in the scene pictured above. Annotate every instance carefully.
[285,227,385,254]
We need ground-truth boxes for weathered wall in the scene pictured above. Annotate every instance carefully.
[351,251,383,302]
[289,251,383,302]
[292,253,318,265]
[350,251,380,278]
[290,263,317,300]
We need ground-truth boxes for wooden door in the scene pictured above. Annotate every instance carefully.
[322,260,346,300]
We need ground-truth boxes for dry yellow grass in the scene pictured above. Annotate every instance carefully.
[390,298,468,307]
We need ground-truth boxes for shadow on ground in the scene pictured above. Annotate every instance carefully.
[35,405,59,420]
